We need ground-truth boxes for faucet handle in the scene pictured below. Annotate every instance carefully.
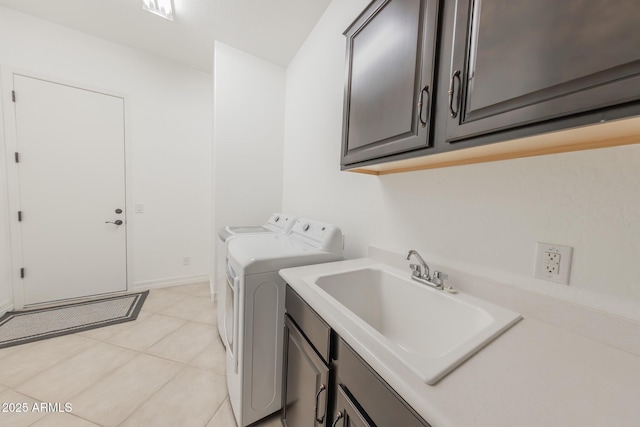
[409,263,422,277]
[431,271,448,286]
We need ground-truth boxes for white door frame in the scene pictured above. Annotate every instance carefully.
[1,66,135,309]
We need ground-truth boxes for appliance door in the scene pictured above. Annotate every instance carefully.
[225,262,240,373]
[216,246,228,343]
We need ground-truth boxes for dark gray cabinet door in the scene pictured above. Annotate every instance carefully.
[336,338,431,427]
[341,0,439,167]
[282,315,329,427]
[445,0,640,143]
[332,386,372,427]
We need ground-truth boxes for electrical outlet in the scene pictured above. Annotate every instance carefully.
[182,256,190,266]
[544,262,559,274]
[535,242,573,285]
[544,251,560,264]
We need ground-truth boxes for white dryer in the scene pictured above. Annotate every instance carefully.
[216,213,297,341]
[224,218,343,427]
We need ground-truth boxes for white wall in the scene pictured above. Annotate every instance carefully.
[282,0,640,320]
[211,41,285,291]
[0,7,212,298]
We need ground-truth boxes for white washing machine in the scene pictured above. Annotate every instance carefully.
[216,214,297,341]
[217,213,297,243]
[225,218,343,427]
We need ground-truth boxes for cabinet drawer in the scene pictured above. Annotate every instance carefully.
[337,338,430,427]
[285,285,331,363]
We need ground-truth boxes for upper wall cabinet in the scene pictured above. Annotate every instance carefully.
[344,0,640,174]
[341,0,439,168]
[443,0,640,146]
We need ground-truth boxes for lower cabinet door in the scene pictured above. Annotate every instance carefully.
[332,385,372,427]
[282,315,330,427]
[336,338,431,427]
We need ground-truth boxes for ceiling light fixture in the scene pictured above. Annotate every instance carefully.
[143,0,174,21]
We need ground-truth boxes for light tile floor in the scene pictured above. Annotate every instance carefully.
[0,283,282,427]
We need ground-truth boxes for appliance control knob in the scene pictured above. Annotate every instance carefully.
[303,223,310,232]
[274,216,280,222]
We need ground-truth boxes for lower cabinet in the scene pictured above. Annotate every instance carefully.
[281,316,329,427]
[334,338,430,427]
[332,385,372,427]
[283,285,431,427]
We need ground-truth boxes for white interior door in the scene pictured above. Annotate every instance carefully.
[13,74,127,306]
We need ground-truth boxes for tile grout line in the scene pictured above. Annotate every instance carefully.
[13,339,139,421]
[101,319,197,425]
[114,290,219,426]
[26,410,104,427]
[17,323,187,424]
[206,395,234,427]
[116,363,190,427]
[2,389,47,427]
[61,347,139,403]
[142,320,218,364]
[6,335,103,392]
[3,283,219,427]
[141,288,212,309]
[102,313,188,352]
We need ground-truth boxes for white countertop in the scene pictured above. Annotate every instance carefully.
[280,256,640,427]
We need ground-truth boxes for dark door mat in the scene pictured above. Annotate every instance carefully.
[0,291,148,349]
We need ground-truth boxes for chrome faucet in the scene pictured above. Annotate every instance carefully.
[406,249,430,280]
[406,250,447,290]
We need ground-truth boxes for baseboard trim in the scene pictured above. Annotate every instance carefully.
[0,301,14,316]
[132,274,210,292]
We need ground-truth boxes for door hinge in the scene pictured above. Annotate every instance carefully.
[11,90,16,102]
[20,268,25,278]
[18,211,22,222]
[14,152,19,163]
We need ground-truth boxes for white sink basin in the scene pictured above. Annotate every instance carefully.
[313,266,521,384]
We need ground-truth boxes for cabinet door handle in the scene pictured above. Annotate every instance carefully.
[418,85,430,128]
[314,384,327,424]
[448,70,461,118]
[331,411,344,427]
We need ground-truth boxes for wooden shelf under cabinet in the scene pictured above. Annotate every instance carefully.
[348,116,640,175]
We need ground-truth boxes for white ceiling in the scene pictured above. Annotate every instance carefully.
[0,0,332,72]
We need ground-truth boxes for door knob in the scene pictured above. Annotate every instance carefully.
[105,220,123,225]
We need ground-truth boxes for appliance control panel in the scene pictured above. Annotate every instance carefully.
[292,220,327,239]
[266,213,297,232]
[290,219,343,254]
